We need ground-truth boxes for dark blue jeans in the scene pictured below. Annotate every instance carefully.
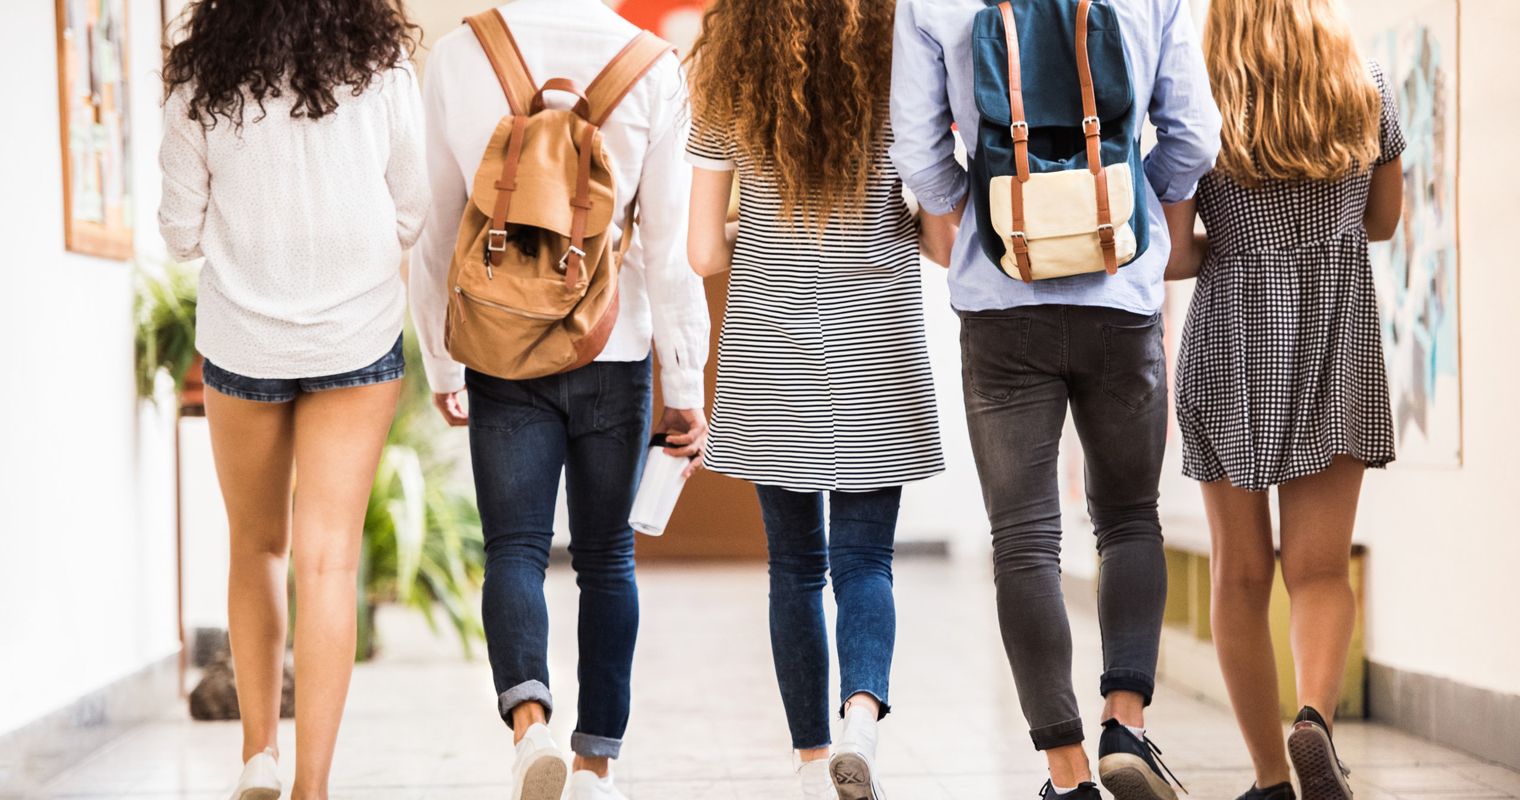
[756,484,901,751]
[466,357,652,760]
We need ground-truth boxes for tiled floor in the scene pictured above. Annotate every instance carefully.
[37,559,1520,799]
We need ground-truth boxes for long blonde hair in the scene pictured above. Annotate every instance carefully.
[1204,0,1381,185]
[685,0,893,227]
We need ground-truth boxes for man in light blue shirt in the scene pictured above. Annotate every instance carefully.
[890,1,1219,798]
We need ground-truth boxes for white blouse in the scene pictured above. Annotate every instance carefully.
[158,66,429,380]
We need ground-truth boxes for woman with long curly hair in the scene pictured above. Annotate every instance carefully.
[1168,0,1405,797]
[686,1,948,797]
[157,1,427,798]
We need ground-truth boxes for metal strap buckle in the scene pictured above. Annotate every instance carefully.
[1009,231,1030,251]
[486,229,509,252]
[1096,223,1116,242]
[1082,115,1102,134]
[1010,120,1029,141]
[557,245,587,271]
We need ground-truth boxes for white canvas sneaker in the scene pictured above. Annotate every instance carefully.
[229,748,280,800]
[796,757,835,800]
[830,706,887,800]
[566,768,629,800]
[511,723,570,800]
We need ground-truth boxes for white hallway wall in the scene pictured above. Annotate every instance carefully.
[0,0,179,735]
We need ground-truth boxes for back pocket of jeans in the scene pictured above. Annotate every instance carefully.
[962,316,1034,402]
[1101,315,1165,410]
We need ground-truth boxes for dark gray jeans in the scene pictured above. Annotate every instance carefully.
[960,304,1168,751]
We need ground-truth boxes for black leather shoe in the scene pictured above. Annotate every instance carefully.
[1038,780,1103,800]
[1288,706,1353,800]
[1238,781,1296,800]
[1096,718,1186,800]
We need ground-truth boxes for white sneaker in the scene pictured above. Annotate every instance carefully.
[229,748,280,800]
[566,768,628,800]
[796,757,835,800]
[830,707,887,799]
[511,723,569,800]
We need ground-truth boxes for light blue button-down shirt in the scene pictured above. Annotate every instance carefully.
[890,0,1221,315]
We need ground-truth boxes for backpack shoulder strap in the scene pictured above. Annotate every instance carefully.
[583,32,676,127]
[464,10,538,117]
[1073,0,1118,275]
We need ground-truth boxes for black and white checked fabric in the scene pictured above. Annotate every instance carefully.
[1175,61,1406,491]
[685,117,944,492]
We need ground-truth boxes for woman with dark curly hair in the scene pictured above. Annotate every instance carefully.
[156,2,427,798]
[686,1,948,797]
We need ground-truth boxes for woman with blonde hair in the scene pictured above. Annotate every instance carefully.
[685,0,948,797]
[1167,0,1405,798]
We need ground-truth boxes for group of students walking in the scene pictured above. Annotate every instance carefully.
[155,0,1405,799]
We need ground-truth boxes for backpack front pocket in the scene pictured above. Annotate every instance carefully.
[986,162,1138,280]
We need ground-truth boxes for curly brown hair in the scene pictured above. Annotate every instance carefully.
[163,0,419,130]
[686,0,894,227]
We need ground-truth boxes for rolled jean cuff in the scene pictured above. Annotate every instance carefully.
[1030,717,1085,751]
[571,731,623,759]
[1100,669,1155,706]
[497,680,554,728]
[838,690,892,721]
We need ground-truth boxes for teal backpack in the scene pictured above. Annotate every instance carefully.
[968,0,1148,283]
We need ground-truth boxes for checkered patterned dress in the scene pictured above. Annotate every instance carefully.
[1175,62,1406,491]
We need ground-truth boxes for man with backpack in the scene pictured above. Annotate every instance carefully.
[889,1,1220,799]
[409,2,710,798]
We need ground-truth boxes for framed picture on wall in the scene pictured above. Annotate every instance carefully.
[1368,0,1464,468]
[55,0,134,261]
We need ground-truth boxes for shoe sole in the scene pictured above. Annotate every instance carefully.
[829,752,881,800]
[512,751,569,800]
[1289,723,1353,800]
[235,791,280,800]
[1099,752,1178,800]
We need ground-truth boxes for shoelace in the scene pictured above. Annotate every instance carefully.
[1138,733,1189,795]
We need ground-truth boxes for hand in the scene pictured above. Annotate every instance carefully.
[657,406,709,478]
[433,391,469,427]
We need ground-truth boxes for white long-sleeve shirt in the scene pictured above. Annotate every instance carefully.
[410,0,709,408]
[158,66,429,379]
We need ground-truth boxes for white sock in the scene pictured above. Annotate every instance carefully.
[1126,724,1147,740]
[1051,784,1079,795]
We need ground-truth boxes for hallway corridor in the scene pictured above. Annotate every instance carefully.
[33,559,1520,799]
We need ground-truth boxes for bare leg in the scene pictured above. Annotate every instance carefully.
[1202,478,1291,788]
[1277,457,1364,725]
[287,381,401,800]
[206,389,296,765]
[1102,690,1146,728]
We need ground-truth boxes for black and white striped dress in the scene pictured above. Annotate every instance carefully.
[686,119,944,492]
[1175,62,1405,491]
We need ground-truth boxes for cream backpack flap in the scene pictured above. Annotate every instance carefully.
[968,0,1150,282]
[444,10,672,379]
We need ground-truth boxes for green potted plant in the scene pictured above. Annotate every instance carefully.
[356,330,487,660]
[135,262,204,408]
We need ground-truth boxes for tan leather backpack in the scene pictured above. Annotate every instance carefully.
[445,10,673,380]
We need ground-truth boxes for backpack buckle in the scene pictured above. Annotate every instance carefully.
[557,245,587,272]
[1009,121,1029,142]
[487,229,509,253]
[1009,231,1030,252]
[1082,115,1102,136]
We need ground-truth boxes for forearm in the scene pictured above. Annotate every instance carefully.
[1162,199,1205,281]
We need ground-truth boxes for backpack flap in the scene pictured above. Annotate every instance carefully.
[469,114,615,250]
[972,1,1133,141]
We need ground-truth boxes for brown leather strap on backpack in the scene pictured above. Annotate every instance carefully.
[531,78,592,118]
[465,10,538,118]
[557,31,674,287]
[1075,0,1118,275]
[998,2,1034,284]
[584,31,675,127]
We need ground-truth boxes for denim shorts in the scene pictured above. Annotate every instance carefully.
[202,334,405,403]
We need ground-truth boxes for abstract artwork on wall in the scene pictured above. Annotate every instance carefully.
[1368,0,1463,467]
[56,0,134,260]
